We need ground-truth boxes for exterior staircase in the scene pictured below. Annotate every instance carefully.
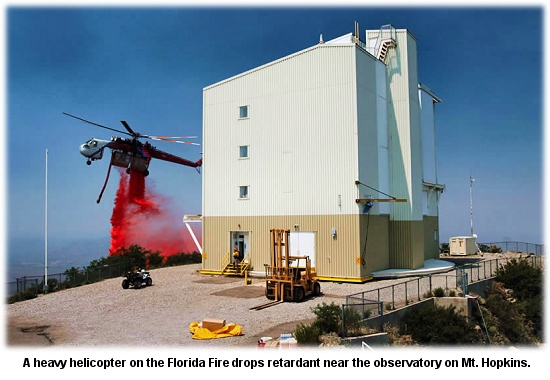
[221,252,251,277]
[376,38,396,61]
[374,24,397,62]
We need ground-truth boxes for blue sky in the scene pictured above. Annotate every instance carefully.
[3,5,544,269]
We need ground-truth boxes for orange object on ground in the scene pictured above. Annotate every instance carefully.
[201,318,226,331]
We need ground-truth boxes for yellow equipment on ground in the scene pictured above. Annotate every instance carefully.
[189,321,242,340]
[263,229,321,302]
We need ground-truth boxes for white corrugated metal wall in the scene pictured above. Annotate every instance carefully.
[203,44,360,218]
[385,29,423,223]
[356,48,381,211]
[376,60,391,215]
[419,87,440,217]
[419,89,437,184]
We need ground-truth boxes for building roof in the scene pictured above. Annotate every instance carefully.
[204,34,366,91]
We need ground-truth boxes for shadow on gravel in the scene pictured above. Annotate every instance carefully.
[211,286,265,298]
[193,276,242,284]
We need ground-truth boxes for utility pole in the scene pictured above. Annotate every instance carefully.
[470,174,475,236]
[44,149,49,293]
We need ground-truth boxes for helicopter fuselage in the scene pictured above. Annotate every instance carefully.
[80,137,152,175]
[80,138,111,161]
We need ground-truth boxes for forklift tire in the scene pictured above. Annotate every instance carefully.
[134,279,142,289]
[313,282,321,296]
[294,287,305,302]
[122,279,129,289]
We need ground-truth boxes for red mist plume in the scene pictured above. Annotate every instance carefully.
[109,168,200,258]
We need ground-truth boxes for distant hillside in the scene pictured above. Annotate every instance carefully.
[6,236,110,280]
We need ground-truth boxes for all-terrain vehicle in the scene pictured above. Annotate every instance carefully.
[122,269,152,289]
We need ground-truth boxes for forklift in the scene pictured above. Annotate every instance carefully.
[264,229,321,302]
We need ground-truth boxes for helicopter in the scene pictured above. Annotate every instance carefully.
[63,112,202,203]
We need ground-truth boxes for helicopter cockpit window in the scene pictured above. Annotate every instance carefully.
[87,139,97,147]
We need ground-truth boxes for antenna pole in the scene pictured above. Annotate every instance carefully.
[470,174,474,236]
[44,149,49,293]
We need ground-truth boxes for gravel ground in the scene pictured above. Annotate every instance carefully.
[5,264,408,348]
[6,252,536,348]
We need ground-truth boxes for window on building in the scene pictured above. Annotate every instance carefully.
[239,145,249,158]
[239,186,249,199]
[239,105,248,119]
[434,230,439,242]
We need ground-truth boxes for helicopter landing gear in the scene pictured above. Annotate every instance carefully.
[86,160,92,165]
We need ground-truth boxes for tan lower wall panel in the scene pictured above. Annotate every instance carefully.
[203,214,390,280]
[359,214,390,274]
[388,220,425,269]
[423,216,440,260]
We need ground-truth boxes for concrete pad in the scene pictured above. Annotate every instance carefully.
[371,259,455,279]
[211,285,265,298]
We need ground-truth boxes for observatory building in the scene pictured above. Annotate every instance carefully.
[200,24,445,282]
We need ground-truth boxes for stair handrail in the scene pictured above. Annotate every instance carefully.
[374,24,397,60]
[220,252,231,274]
[240,253,251,269]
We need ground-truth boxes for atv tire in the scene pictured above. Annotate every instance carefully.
[134,279,142,289]
[122,279,129,289]
[146,277,152,286]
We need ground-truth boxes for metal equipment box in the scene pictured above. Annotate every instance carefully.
[449,236,477,256]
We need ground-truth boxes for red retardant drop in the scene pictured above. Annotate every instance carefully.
[109,168,201,259]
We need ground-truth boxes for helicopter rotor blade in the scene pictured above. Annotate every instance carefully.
[146,137,200,145]
[145,135,199,140]
[63,112,132,137]
[120,120,138,137]
[64,112,199,145]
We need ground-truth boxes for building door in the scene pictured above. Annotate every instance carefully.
[231,232,249,260]
[289,232,316,268]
